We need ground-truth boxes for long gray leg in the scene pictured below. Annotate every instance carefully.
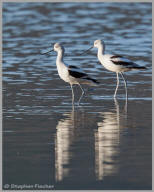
[78,83,85,106]
[70,84,74,105]
[114,73,119,98]
[120,72,128,99]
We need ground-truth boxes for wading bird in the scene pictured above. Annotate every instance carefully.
[82,39,146,98]
[42,43,99,105]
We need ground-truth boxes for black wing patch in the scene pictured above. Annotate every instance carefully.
[111,55,134,66]
[68,69,87,78]
[111,60,135,66]
[68,69,100,84]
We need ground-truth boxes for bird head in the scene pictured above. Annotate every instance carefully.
[93,39,104,48]
[54,43,65,53]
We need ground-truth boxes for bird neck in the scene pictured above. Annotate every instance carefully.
[97,45,105,60]
[57,50,64,63]
[56,49,66,70]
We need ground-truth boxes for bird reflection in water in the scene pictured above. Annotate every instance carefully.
[54,106,95,182]
[95,99,127,180]
[54,99,128,183]
[55,106,75,181]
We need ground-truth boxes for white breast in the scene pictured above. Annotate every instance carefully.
[56,62,70,83]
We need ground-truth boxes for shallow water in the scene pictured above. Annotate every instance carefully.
[3,2,152,190]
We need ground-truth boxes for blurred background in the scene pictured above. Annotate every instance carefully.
[3,2,152,190]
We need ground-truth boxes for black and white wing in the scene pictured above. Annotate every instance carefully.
[68,65,99,84]
[68,65,90,79]
[110,55,146,69]
[110,55,135,67]
[68,65,87,77]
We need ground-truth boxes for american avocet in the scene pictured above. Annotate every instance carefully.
[82,39,147,98]
[43,43,99,105]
